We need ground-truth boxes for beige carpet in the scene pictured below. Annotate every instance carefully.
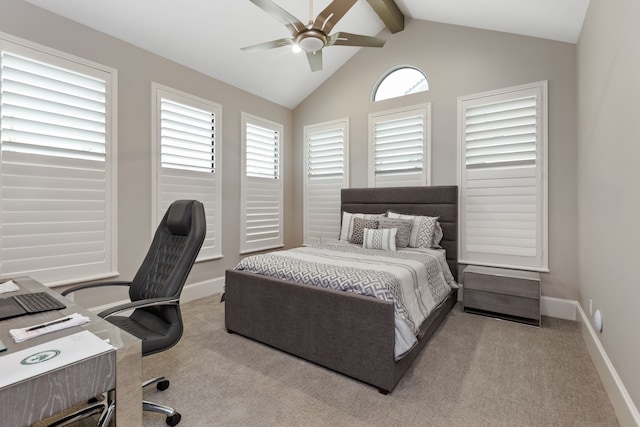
[44,294,618,426]
[126,295,618,427]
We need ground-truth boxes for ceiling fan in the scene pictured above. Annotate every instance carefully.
[242,0,386,72]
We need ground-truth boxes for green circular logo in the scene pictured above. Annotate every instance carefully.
[21,350,61,365]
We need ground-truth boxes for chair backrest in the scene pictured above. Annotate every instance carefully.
[130,200,206,302]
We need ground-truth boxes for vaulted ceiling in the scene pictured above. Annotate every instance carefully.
[24,0,590,109]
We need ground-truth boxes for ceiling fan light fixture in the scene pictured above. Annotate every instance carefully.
[244,0,386,72]
[296,30,326,52]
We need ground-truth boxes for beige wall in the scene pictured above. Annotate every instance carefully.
[577,0,640,413]
[0,0,294,307]
[293,19,579,300]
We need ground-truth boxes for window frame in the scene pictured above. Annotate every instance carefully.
[151,83,222,262]
[303,118,349,245]
[457,80,549,272]
[372,66,429,102]
[240,112,284,254]
[368,103,432,188]
[0,33,118,286]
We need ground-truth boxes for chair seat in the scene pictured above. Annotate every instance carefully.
[108,311,182,356]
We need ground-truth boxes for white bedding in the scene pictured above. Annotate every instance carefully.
[234,240,457,359]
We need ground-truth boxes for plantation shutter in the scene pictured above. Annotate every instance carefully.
[369,105,430,187]
[458,81,548,271]
[154,85,221,260]
[241,114,283,253]
[0,45,116,285]
[303,120,348,244]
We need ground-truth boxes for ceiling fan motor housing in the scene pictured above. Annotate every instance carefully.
[297,29,327,52]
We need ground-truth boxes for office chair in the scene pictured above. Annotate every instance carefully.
[56,199,206,427]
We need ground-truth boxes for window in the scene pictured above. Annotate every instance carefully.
[368,104,431,187]
[240,113,283,253]
[0,38,117,286]
[458,81,548,271]
[303,119,349,244]
[152,84,221,261]
[373,66,429,102]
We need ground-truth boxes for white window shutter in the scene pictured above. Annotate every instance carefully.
[0,43,117,285]
[369,105,431,187]
[458,81,548,271]
[303,119,348,244]
[241,114,283,253]
[152,84,221,261]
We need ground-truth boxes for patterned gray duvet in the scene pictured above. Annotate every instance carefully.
[234,241,458,359]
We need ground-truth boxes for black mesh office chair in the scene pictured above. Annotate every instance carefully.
[57,200,206,427]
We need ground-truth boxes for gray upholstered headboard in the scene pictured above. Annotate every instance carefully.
[341,186,459,281]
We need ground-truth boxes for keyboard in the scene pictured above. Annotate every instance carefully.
[13,292,66,313]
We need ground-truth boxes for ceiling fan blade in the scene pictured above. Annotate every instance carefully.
[306,50,323,72]
[241,38,294,52]
[249,0,306,36]
[312,0,357,34]
[328,32,386,48]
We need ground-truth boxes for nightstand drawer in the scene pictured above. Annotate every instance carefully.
[465,271,539,299]
[464,289,540,321]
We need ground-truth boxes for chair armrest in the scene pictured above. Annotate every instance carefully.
[98,297,179,319]
[61,281,132,297]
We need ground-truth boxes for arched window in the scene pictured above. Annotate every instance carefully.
[373,67,429,102]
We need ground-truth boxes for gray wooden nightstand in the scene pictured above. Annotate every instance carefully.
[463,265,541,326]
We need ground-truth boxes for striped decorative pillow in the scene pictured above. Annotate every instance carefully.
[387,211,440,248]
[377,217,413,248]
[363,228,397,251]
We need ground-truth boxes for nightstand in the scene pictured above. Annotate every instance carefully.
[463,265,541,326]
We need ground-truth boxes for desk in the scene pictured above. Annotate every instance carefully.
[0,276,141,426]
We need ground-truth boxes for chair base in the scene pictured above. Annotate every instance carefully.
[46,390,115,427]
[144,400,181,426]
[44,377,181,426]
[143,375,181,426]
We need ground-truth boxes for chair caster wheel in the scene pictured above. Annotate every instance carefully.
[157,379,170,391]
[166,412,181,426]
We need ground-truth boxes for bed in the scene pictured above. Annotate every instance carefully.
[224,185,458,394]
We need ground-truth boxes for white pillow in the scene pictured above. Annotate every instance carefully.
[387,211,439,248]
[339,212,384,241]
[363,228,397,251]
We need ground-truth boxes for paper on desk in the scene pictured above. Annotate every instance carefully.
[0,330,114,388]
[0,280,19,294]
[9,312,90,343]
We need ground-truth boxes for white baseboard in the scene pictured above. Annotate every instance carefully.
[181,276,224,303]
[537,297,639,426]
[576,302,640,427]
[541,295,577,320]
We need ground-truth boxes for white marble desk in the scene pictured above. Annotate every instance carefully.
[0,276,141,426]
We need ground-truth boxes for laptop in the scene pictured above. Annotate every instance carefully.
[0,292,67,321]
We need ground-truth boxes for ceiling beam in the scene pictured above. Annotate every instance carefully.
[366,0,404,33]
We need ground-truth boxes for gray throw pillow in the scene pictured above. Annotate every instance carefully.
[349,217,378,245]
[378,217,413,248]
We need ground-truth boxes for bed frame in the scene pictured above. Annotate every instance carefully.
[224,186,458,394]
